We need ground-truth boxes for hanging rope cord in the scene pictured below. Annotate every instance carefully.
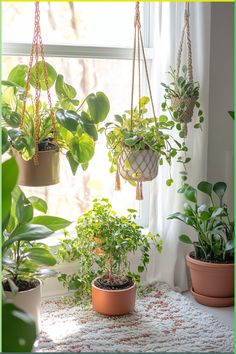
[20,1,58,165]
[176,2,193,83]
[130,2,158,131]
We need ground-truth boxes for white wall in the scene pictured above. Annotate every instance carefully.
[207,3,234,217]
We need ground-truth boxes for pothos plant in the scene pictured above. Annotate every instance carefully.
[101,96,191,186]
[168,181,234,263]
[2,63,110,175]
[161,65,204,132]
[2,159,72,291]
[58,198,162,304]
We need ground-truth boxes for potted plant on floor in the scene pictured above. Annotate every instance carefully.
[2,64,110,185]
[58,198,162,315]
[168,181,234,307]
[102,96,189,199]
[2,169,71,333]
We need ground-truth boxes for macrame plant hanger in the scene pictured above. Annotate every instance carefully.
[115,1,158,200]
[173,2,194,135]
[20,1,58,165]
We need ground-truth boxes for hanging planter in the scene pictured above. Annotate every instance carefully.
[102,2,188,200]
[14,148,59,187]
[161,3,204,136]
[1,3,110,185]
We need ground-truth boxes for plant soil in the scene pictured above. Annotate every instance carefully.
[38,138,57,151]
[94,275,133,290]
[190,252,234,264]
[3,278,40,292]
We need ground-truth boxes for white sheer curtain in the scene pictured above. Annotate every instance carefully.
[146,2,211,291]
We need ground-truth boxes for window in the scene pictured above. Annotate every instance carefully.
[2,2,154,227]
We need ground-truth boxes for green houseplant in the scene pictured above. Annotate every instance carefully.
[2,160,71,333]
[58,198,162,315]
[161,66,204,135]
[2,157,37,352]
[102,96,190,197]
[168,181,234,307]
[2,63,110,185]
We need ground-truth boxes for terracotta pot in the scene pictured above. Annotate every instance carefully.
[14,148,60,187]
[186,253,234,307]
[92,278,136,316]
[171,96,197,123]
[4,280,42,334]
[118,147,159,182]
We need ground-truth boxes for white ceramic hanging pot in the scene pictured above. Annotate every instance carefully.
[4,280,42,335]
[118,146,159,182]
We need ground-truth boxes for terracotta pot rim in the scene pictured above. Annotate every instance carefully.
[186,253,234,268]
[92,278,136,293]
[3,278,41,294]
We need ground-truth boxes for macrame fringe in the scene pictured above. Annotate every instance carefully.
[115,170,121,191]
[136,181,143,200]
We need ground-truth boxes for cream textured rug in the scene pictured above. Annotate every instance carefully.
[36,283,233,352]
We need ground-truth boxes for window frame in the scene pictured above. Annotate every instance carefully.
[2,2,154,228]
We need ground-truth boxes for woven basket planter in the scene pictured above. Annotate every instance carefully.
[14,148,60,187]
[118,147,159,183]
[171,96,197,123]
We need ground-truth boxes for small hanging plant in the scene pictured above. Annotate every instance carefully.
[161,66,204,135]
[102,96,190,197]
[161,3,204,136]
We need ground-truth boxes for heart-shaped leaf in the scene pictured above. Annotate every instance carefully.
[86,92,110,123]
[56,109,79,132]
[55,74,77,100]
[30,61,57,90]
[197,181,213,198]
[213,182,227,201]
[7,64,28,88]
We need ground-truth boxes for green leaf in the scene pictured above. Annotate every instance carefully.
[3,110,21,128]
[114,115,123,125]
[197,181,213,198]
[139,96,149,107]
[56,109,79,132]
[2,127,10,154]
[179,234,193,244]
[15,190,33,224]
[2,158,19,230]
[184,186,197,203]
[55,74,77,100]
[166,178,173,186]
[2,224,53,251]
[86,92,110,123]
[28,196,48,214]
[7,64,28,87]
[159,115,168,123]
[70,134,95,164]
[26,247,57,266]
[66,151,79,175]
[30,61,57,90]
[211,207,225,218]
[179,131,185,138]
[2,302,36,352]
[81,111,98,141]
[194,123,200,129]
[31,216,71,231]
[225,239,234,252]
[228,111,234,120]
[213,182,227,201]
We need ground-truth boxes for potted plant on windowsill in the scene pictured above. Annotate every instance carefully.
[168,181,234,307]
[2,157,37,352]
[102,96,189,199]
[58,198,162,315]
[2,63,110,185]
[2,165,71,334]
[161,66,204,135]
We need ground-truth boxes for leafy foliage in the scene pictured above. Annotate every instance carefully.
[101,96,190,186]
[168,181,234,262]
[58,198,162,304]
[161,66,204,131]
[2,180,72,287]
[1,63,110,175]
